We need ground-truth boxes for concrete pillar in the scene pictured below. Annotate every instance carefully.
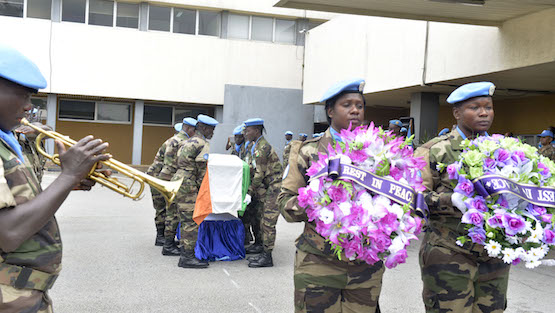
[51,0,61,22]
[410,92,439,144]
[220,11,229,39]
[296,18,309,46]
[139,2,148,31]
[132,100,144,165]
[46,94,57,155]
[214,106,224,122]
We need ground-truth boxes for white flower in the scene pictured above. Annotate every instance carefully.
[309,179,320,192]
[456,240,464,247]
[389,203,404,219]
[339,155,352,165]
[339,202,352,216]
[319,208,335,224]
[530,246,548,260]
[502,248,517,264]
[451,193,467,213]
[389,235,406,254]
[485,240,502,257]
[525,259,541,269]
[506,236,519,245]
[523,220,533,234]
[526,227,543,244]
[515,247,526,259]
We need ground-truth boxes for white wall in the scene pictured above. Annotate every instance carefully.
[303,9,555,103]
[0,15,304,104]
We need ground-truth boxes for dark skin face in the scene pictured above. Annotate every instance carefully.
[197,123,215,139]
[285,134,292,141]
[235,134,244,145]
[540,136,552,146]
[0,79,33,131]
[299,136,306,142]
[244,126,262,142]
[453,96,494,138]
[183,125,196,138]
[388,124,401,136]
[327,93,364,131]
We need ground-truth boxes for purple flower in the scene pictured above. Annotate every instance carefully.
[464,197,488,213]
[501,213,526,236]
[511,151,527,164]
[454,176,474,197]
[371,233,392,253]
[483,158,497,173]
[526,204,546,217]
[487,214,503,228]
[494,148,510,166]
[385,249,408,269]
[298,187,315,208]
[377,213,400,236]
[462,209,484,226]
[468,227,486,244]
[496,196,508,208]
[543,228,555,244]
[538,162,551,178]
[446,163,461,180]
[512,258,521,265]
[328,185,350,203]
[541,214,553,223]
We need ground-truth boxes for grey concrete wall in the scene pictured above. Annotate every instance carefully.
[210,85,314,160]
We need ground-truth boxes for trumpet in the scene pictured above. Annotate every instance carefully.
[20,118,183,206]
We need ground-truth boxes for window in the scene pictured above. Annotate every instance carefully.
[227,13,248,40]
[0,0,23,17]
[251,16,272,42]
[173,8,195,34]
[174,107,212,124]
[27,0,51,19]
[59,99,95,120]
[62,0,86,23]
[97,102,130,122]
[59,99,131,122]
[148,5,170,32]
[89,0,113,26]
[116,2,138,28]
[198,10,220,36]
[144,105,173,125]
[275,19,296,44]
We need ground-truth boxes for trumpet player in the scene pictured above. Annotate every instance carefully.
[0,44,111,311]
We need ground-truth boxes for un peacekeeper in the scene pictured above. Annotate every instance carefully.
[282,131,293,168]
[538,129,555,161]
[278,78,385,312]
[415,82,510,313]
[173,114,218,269]
[298,133,308,142]
[146,120,191,246]
[0,44,110,312]
[242,118,283,268]
[157,118,197,255]
[230,124,246,158]
[388,119,403,137]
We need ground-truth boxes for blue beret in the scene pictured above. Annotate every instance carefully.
[233,124,245,135]
[197,114,219,127]
[299,133,307,137]
[389,120,402,127]
[320,78,365,103]
[174,123,183,132]
[244,118,264,127]
[400,127,407,133]
[539,130,554,137]
[438,128,450,136]
[285,131,293,136]
[182,117,197,127]
[0,44,47,90]
[447,82,495,104]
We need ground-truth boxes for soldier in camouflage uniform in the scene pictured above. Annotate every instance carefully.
[157,118,197,256]
[283,131,293,168]
[173,114,218,269]
[278,78,385,312]
[230,124,245,158]
[538,130,555,162]
[0,45,110,312]
[242,118,283,268]
[147,119,196,247]
[415,82,510,313]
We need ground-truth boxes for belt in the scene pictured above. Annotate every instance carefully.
[0,263,58,291]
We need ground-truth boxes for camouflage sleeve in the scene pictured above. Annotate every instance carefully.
[194,143,209,188]
[0,157,17,209]
[277,141,309,223]
[415,146,455,214]
[282,144,291,168]
[158,140,177,180]
[249,144,271,195]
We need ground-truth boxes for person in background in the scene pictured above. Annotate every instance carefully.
[230,124,245,158]
[438,128,450,136]
[298,133,308,142]
[282,131,294,172]
[538,129,555,161]
[388,119,403,136]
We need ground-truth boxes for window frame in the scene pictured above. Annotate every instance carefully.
[25,0,52,20]
[87,0,114,27]
[143,103,174,127]
[58,98,132,124]
[114,1,139,29]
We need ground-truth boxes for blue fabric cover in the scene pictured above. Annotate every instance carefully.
[195,220,245,261]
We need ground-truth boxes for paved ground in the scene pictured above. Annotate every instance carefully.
[43,173,555,313]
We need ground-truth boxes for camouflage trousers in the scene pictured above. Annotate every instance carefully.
[243,199,262,244]
[164,202,179,239]
[259,184,280,253]
[419,235,510,313]
[0,284,53,313]
[151,189,166,230]
[177,194,200,251]
[294,249,384,313]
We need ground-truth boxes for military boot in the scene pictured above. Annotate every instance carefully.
[248,251,273,268]
[161,238,180,256]
[178,248,209,269]
[155,226,165,246]
[245,243,263,254]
